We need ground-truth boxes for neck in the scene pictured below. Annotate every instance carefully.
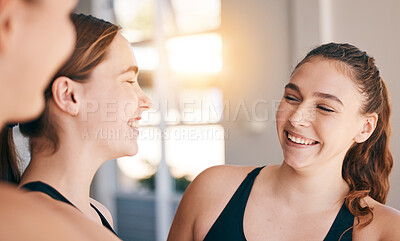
[271,159,349,213]
[20,136,106,213]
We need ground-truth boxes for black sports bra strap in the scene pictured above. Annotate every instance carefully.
[21,181,118,236]
[90,203,117,236]
[204,166,354,241]
[323,202,354,240]
[231,166,264,210]
[21,181,75,207]
[217,166,265,219]
[204,166,265,241]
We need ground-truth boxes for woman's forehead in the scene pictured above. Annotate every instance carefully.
[289,59,364,106]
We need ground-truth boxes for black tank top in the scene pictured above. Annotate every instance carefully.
[21,181,118,237]
[203,167,354,241]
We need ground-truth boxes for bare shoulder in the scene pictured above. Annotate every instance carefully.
[168,165,258,241]
[90,198,114,228]
[369,198,400,240]
[187,165,260,210]
[0,184,120,240]
[354,197,400,241]
[191,165,258,194]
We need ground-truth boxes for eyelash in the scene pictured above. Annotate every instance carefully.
[126,80,135,85]
[317,106,334,112]
[284,95,335,113]
[284,95,300,102]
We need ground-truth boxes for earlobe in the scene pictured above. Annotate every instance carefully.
[52,77,81,117]
[67,105,78,116]
[354,114,378,143]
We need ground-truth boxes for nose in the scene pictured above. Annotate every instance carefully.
[288,103,314,127]
[137,87,152,110]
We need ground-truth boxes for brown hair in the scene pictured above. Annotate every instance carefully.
[294,43,393,228]
[0,127,21,182]
[0,13,121,183]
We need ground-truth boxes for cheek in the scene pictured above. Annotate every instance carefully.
[316,114,356,145]
[22,18,74,94]
[276,101,292,125]
[41,13,75,72]
[51,18,75,64]
[81,97,118,126]
[117,98,139,119]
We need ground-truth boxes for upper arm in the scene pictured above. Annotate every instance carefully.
[167,165,256,241]
[354,198,400,241]
[379,205,400,241]
[167,179,198,241]
[90,198,114,228]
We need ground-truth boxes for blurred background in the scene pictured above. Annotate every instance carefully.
[21,0,400,240]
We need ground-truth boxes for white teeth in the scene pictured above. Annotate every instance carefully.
[128,120,138,128]
[287,133,316,145]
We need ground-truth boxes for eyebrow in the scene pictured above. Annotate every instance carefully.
[284,83,344,106]
[285,83,300,92]
[119,66,139,76]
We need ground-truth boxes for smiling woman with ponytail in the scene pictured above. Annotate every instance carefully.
[168,43,400,241]
[295,43,394,230]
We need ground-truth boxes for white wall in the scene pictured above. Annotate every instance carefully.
[221,0,291,166]
[75,0,92,15]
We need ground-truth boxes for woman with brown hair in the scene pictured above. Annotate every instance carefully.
[1,13,151,236]
[168,43,400,240]
[0,0,121,240]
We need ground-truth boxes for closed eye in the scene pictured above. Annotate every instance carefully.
[284,95,300,102]
[317,106,334,112]
[126,80,136,85]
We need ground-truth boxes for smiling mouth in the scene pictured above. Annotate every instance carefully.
[285,131,319,145]
[127,118,140,129]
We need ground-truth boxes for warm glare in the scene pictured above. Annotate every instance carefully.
[166,33,223,74]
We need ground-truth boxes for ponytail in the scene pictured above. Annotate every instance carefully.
[342,80,392,226]
[0,126,21,183]
[295,43,393,228]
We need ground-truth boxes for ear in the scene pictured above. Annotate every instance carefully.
[354,113,378,143]
[52,76,81,116]
[0,0,18,52]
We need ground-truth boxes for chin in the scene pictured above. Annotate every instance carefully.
[12,97,45,123]
[121,142,139,157]
[125,149,138,157]
[108,148,138,160]
[283,155,313,170]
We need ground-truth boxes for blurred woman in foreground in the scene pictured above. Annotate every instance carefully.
[0,0,120,240]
